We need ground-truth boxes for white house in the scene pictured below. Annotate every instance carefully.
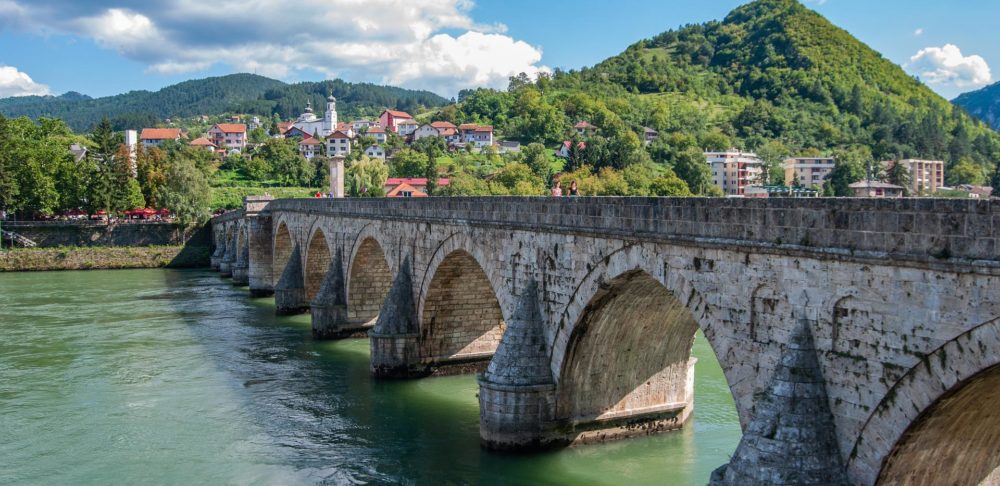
[352,120,377,132]
[459,124,494,148]
[298,136,323,160]
[140,128,185,148]
[414,121,460,144]
[413,124,439,141]
[574,121,597,137]
[396,118,419,137]
[291,96,338,138]
[366,126,388,144]
[326,130,352,157]
[365,144,386,160]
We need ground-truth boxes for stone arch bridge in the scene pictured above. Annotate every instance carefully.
[211,196,1000,485]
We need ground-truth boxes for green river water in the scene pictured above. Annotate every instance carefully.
[0,269,740,485]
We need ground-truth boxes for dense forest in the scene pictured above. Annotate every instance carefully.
[954,82,1000,131]
[0,74,448,132]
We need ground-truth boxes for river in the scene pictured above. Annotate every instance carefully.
[0,269,740,485]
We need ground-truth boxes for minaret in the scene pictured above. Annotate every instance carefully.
[325,95,338,134]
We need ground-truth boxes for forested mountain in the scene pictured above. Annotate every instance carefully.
[953,82,1000,131]
[0,74,449,132]
[449,0,999,185]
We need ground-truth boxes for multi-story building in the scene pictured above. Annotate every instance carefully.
[459,124,494,148]
[298,136,323,160]
[883,159,945,194]
[208,123,247,152]
[379,110,414,133]
[366,126,387,144]
[705,150,765,196]
[326,130,352,157]
[784,157,836,188]
[396,119,419,137]
[365,144,386,160]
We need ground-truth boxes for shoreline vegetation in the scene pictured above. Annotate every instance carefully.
[0,245,210,272]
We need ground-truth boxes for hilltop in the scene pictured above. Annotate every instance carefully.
[451,0,998,180]
[0,73,449,132]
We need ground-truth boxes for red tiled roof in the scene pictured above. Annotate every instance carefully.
[140,128,183,140]
[299,137,323,145]
[383,109,413,119]
[213,123,247,133]
[562,141,586,150]
[439,128,458,137]
[328,130,350,139]
[189,137,216,146]
[367,126,386,134]
[430,121,457,129]
[277,122,294,133]
[474,126,493,133]
[385,182,428,198]
[385,177,451,187]
[458,123,479,130]
[574,121,596,129]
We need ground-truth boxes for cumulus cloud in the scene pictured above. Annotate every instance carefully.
[913,28,924,37]
[908,44,992,89]
[0,65,50,97]
[0,0,549,96]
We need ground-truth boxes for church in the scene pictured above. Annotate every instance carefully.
[292,95,338,138]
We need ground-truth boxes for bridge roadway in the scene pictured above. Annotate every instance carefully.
[212,196,1000,485]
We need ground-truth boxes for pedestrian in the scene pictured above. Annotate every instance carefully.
[551,180,563,197]
[568,180,579,196]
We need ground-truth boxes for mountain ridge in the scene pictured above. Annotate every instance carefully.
[953,82,1000,131]
[0,73,449,132]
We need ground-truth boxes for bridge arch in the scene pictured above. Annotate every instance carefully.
[549,244,739,441]
[272,221,294,287]
[346,235,392,326]
[304,226,332,302]
[848,316,1000,485]
[417,235,509,363]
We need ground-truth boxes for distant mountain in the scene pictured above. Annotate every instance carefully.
[0,73,449,132]
[558,0,999,166]
[953,83,1000,131]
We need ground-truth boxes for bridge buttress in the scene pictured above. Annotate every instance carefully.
[369,257,426,378]
[247,212,273,297]
[274,245,308,315]
[311,249,355,339]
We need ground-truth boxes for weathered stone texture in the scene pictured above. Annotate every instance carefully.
[212,197,1000,486]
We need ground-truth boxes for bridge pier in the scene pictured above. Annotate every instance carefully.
[219,253,234,278]
[232,243,249,286]
[274,245,308,315]
[247,209,274,298]
[311,251,359,339]
[369,258,430,378]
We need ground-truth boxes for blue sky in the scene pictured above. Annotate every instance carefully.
[0,0,995,100]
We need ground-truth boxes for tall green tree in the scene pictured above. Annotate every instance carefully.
[884,162,912,196]
[158,156,211,224]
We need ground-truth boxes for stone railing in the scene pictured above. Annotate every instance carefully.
[246,197,999,269]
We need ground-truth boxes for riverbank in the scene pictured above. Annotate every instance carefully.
[0,245,210,272]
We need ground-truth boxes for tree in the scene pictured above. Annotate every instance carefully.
[884,162,912,196]
[521,143,552,179]
[491,162,545,195]
[347,156,388,197]
[425,152,439,196]
[136,147,169,208]
[825,159,866,197]
[649,172,693,196]
[673,147,713,195]
[158,156,210,224]
[947,158,987,186]
[390,149,429,178]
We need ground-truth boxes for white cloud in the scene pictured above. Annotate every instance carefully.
[0,65,50,97]
[0,1,548,96]
[908,44,992,90]
[913,28,924,37]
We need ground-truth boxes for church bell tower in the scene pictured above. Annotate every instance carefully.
[325,95,338,132]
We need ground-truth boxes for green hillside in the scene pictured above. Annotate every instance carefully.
[953,82,1000,131]
[449,0,998,183]
[0,74,449,132]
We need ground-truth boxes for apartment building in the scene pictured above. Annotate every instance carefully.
[705,150,765,196]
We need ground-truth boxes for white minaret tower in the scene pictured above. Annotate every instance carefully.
[325,95,338,133]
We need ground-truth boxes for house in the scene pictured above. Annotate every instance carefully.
[276,121,294,136]
[396,118,419,137]
[384,177,451,197]
[208,123,247,152]
[365,126,388,144]
[326,130,352,157]
[69,143,88,162]
[335,122,355,139]
[556,140,586,158]
[643,127,658,145]
[784,157,836,188]
[379,110,414,133]
[365,144,386,160]
[705,150,765,196]
[283,126,311,139]
[459,124,494,148]
[498,140,521,154]
[248,116,261,131]
[298,136,323,159]
[139,128,185,148]
[413,124,440,141]
[955,184,994,199]
[882,159,945,194]
[189,137,218,152]
[574,121,597,137]
[352,120,377,132]
[849,181,905,198]
[291,96,338,138]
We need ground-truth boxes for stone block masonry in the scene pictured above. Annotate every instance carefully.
[213,197,1000,486]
